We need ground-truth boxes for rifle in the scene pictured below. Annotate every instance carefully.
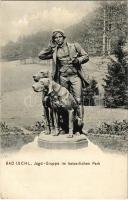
[77,68,90,88]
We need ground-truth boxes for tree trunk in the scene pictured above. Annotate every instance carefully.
[103,9,106,56]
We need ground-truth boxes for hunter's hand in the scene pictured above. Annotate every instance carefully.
[49,40,56,48]
[72,58,79,65]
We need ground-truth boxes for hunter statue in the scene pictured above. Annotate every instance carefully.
[38,30,89,135]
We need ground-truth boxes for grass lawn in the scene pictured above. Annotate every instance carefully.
[1,60,127,128]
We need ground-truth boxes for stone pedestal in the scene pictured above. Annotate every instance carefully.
[38,132,88,149]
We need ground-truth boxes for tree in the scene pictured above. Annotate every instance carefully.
[122,40,128,108]
[1,1,127,60]
[100,1,127,56]
[83,79,99,106]
[103,38,127,108]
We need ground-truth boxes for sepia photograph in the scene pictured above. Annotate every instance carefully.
[0,1,128,199]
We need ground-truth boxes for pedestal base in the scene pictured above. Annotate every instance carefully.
[38,132,88,149]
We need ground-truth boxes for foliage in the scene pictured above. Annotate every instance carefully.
[1,1,127,60]
[103,38,128,108]
[66,1,127,55]
[0,121,45,136]
[0,122,23,135]
[88,120,128,136]
[0,122,33,151]
[1,31,51,61]
[82,79,99,106]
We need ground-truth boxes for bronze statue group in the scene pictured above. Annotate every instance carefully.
[32,30,89,138]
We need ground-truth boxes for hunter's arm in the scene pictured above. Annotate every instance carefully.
[38,46,53,60]
[75,43,89,64]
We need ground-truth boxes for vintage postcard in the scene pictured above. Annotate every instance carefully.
[0,1,128,199]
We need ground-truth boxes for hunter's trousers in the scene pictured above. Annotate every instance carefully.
[60,74,82,104]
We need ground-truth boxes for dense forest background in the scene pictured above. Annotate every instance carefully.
[1,1,128,61]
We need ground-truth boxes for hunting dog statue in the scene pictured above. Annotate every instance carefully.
[33,70,59,135]
[32,75,83,138]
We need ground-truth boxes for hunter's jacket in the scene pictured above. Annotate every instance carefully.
[38,42,89,81]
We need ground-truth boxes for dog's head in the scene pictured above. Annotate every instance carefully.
[32,77,52,92]
[33,70,49,82]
